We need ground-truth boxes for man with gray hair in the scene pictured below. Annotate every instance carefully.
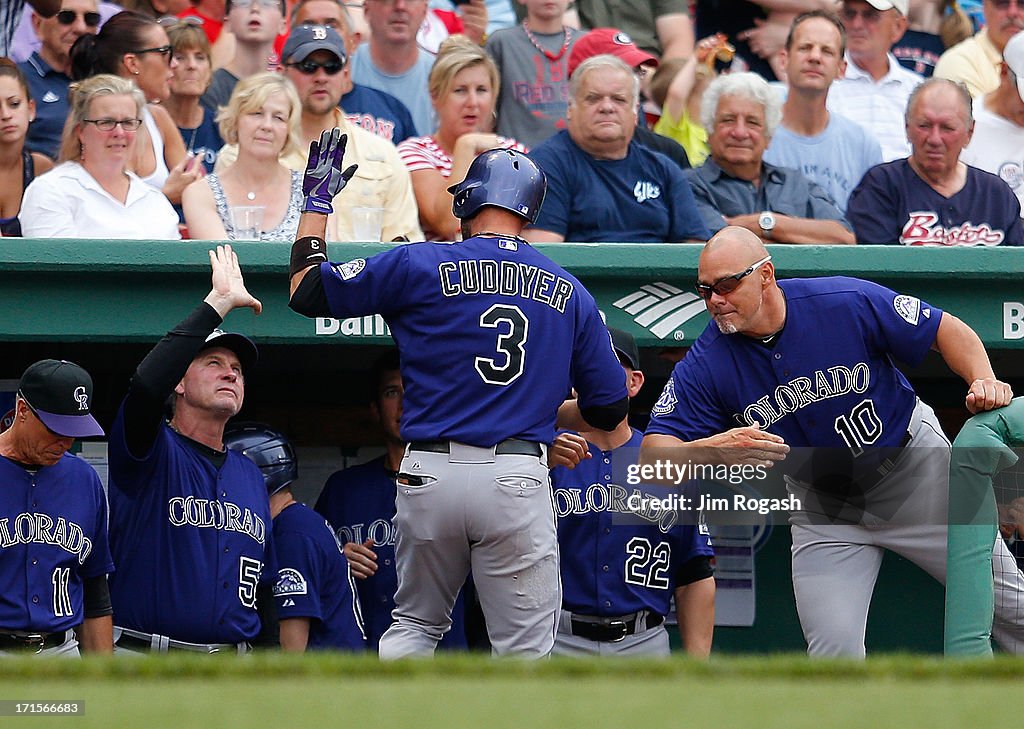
[848,77,1024,245]
[686,71,855,245]
[525,54,709,243]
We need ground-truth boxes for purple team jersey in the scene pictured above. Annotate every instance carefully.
[551,429,713,617]
[0,454,114,633]
[646,277,943,449]
[319,235,627,446]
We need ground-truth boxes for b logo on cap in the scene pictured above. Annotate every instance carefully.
[74,386,89,411]
[312,26,327,40]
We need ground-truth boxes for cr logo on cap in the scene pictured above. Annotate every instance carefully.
[74,386,89,411]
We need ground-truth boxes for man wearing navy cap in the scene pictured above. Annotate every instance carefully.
[0,358,113,656]
[107,245,275,654]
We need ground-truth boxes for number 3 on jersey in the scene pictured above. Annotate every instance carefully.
[475,304,529,386]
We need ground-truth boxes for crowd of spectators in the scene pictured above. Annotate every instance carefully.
[1,0,1023,246]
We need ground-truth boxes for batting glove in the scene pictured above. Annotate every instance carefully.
[302,128,358,215]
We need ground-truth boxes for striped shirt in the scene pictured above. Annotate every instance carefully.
[828,52,923,163]
[0,0,26,57]
[396,135,528,179]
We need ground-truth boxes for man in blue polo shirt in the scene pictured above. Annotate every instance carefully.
[18,0,98,159]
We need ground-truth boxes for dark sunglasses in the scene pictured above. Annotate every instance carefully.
[695,255,772,299]
[132,44,173,60]
[57,9,101,26]
[286,59,345,75]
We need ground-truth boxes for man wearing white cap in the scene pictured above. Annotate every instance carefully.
[827,0,923,161]
[960,30,1024,215]
[935,0,1024,97]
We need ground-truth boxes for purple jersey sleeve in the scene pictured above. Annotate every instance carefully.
[646,277,943,449]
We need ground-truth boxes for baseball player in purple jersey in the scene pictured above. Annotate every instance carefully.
[107,246,275,654]
[288,131,629,658]
[641,226,1024,657]
[224,423,365,652]
[549,329,716,657]
[314,350,469,651]
[0,360,113,656]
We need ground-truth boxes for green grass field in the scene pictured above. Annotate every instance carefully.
[3,654,1024,728]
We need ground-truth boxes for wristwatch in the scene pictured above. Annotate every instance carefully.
[758,211,776,239]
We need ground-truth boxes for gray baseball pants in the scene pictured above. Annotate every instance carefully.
[788,399,1024,657]
[378,443,560,659]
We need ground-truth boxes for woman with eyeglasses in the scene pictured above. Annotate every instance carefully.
[20,73,180,238]
[163,16,221,172]
[0,59,54,237]
[182,72,304,241]
[69,10,204,207]
[397,35,526,241]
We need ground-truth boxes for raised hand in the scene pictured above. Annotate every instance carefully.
[205,244,263,317]
[302,128,359,215]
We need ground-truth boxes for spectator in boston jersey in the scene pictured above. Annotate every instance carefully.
[891,0,973,77]
[848,77,1024,245]
[292,0,418,145]
[485,0,580,149]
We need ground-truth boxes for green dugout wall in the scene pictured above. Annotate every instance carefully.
[3,240,1023,653]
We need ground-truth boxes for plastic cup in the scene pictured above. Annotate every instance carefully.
[352,206,385,241]
[230,205,265,240]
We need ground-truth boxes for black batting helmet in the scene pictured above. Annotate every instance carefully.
[447,148,547,224]
[223,422,297,496]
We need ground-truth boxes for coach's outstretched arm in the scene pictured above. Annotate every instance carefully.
[122,245,262,459]
[932,311,1014,413]
[639,428,789,470]
[288,129,358,307]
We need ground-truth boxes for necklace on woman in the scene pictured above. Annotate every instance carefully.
[522,20,571,62]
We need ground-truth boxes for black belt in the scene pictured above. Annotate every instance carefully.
[409,439,543,457]
[569,611,664,643]
[116,630,243,654]
[0,630,70,652]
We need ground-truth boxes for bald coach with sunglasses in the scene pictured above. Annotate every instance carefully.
[640,226,1024,657]
[20,0,101,159]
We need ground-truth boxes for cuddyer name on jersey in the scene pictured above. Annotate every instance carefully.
[438,260,575,313]
[167,496,266,545]
[0,513,93,564]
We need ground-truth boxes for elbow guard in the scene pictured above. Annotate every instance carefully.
[580,395,629,432]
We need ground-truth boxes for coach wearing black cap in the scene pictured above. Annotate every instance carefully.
[106,245,272,654]
[0,359,114,656]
